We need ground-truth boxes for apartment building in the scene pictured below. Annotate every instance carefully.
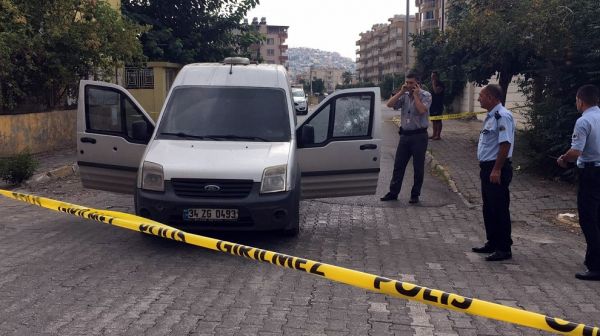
[355,15,417,84]
[248,17,289,67]
[310,68,345,93]
[415,0,448,32]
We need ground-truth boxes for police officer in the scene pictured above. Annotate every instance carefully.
[557,84,600,281]
[380,72,432,204]
[472,84,515,261]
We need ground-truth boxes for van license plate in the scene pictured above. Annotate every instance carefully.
[183,208,238,221]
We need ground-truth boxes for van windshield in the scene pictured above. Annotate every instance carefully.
[157,87,291,142]
[292,89,305,97]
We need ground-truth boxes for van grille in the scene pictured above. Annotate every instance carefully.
[171,179,254,198]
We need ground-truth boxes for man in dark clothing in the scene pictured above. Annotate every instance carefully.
[557,84,600,281]
[429,71,445,140]
[380,73,432,204]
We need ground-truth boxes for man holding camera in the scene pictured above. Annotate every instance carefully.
[381,72,432,204]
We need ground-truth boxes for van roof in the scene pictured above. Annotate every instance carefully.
[173,63,288,88]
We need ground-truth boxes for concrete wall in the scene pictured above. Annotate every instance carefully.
[0,110,76,157]
[454,76,528,129]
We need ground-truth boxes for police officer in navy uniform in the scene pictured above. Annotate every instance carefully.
[557,84,600,281]
[380,72,432,204]
[472,84,515,261]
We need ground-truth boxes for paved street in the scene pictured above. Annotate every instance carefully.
[0,105,598,335]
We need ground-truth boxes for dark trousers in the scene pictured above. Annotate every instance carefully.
[577,167,600,271]
[480,160,513,251]
[388,132,428,197]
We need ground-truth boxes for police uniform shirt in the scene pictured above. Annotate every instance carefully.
[394,90,432,130]
[477,103,515,162]
[571,105,600,167]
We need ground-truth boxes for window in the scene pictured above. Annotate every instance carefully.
[157,87,291,142]
[333,96,371,137]
[267,49,275,56]
[302,92,374,146]
[125,67,154,89]
[425,11,434,20]
[266,38,275,45]
[87,87,122,133]
[306,105,330,144]
[85,86,152,141]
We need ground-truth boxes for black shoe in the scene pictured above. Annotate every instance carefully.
[575,270,600,281]
[380,193,398,201]
[409,196,419,204]
[472,244,494,254]
[485,251,512,261]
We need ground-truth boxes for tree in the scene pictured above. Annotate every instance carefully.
[445,0,538,103]
[311,78,325,95]
[379,74,404,100]
[411,29,467,111]
[518,0,600,173]
[0,0,146,112]
[122,0,260,64]
[342,71,353,85]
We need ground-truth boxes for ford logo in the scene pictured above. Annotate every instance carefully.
[204,184,221,192]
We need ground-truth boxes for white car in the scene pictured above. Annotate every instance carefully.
[292,87,308,115]
[76,57,381,236]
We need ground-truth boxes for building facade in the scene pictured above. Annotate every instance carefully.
[248,17,289,67]
[310,68,344,93]
[415,0,448,32]
[355,15,417,84]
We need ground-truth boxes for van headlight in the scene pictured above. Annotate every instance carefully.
[260,165,287,194]
[141,161,164,192]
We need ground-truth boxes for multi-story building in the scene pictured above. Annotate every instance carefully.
[248,17,289,67]
[355,15,417,84]
[415,0,448,32]
[310,68,345,93]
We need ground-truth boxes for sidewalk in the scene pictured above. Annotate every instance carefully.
[428,118,579,229]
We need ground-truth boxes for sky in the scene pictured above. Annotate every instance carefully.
[246,0,418,61]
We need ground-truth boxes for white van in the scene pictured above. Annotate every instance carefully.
[77,58,381,236]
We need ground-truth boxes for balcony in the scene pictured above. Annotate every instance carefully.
[279,55,288,62]
[420,0,436,9]
[279,45,288,52]
[421,19,439,29]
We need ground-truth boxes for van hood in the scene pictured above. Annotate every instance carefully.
[144,140,292,182]
[293,96,306,103]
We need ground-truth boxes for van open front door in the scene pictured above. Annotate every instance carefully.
[297,88,382,199]
[76,80,155,194]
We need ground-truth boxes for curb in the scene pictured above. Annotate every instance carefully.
[24,163,78,188]
[426,151,476,209]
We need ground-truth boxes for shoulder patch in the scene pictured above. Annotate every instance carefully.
[494,111,501,120]
[499,125,506,131]
[572,133,578,139]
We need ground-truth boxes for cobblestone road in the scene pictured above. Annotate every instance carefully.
[0,106,598,335]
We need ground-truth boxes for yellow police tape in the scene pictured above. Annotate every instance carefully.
[429,111,488,121]
[0,188,597,336]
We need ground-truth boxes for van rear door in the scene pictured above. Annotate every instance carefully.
[297,88,381,199]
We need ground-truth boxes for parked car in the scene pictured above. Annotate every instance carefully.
[76,57,382,236]
[291,87,308,115]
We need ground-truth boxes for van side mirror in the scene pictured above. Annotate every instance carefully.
[299,125,315,146]
[132,121,150,142]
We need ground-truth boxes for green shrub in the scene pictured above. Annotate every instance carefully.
[0,151,38,185]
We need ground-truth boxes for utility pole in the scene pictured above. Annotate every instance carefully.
[309,65,313,96]
[404,0,409,72]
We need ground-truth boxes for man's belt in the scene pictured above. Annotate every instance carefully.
[399,127,427,135]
